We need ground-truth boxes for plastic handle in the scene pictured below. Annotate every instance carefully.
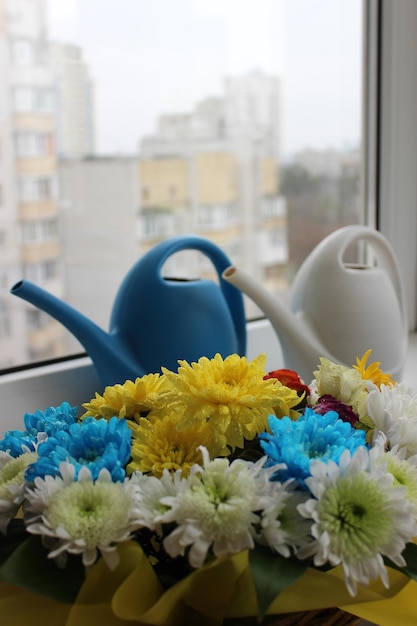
[335,225,408,331]
[144,235,247,356]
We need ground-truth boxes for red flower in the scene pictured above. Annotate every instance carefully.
[264,368,310,397]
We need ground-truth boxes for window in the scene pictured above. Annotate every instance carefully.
[2,1,417,429]
[5,0,417,399]
[3,0,364,372]
[13,86,55,113]
[21,217,58,244]
[0,308,11,339]
[10,39,41,65]
[18,176,55,202]
[23,258,58,284]
[141,210,175,239]
[15,131,54,158]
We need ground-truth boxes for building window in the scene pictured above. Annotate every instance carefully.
[21,218,58,244]
[198,204,237,230]
[141,210,175,239]
[0,312,11,339]
[26,309,50,330]
[141,186,150,202]
[23,259,58,284]
[11,39,35,65]
[10,38,48,65]
[15,131,54,158]
[18,176,55,202]
[13,86,55,114]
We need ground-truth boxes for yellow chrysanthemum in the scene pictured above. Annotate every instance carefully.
[127,412,223,477]
[81,373,169,423]
[160,353,301,450]
[353,349,395,388]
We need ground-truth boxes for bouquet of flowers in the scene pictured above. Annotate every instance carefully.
[1,350,417,626]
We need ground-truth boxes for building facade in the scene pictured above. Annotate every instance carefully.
[50,42,96,158]
[139,71,288,315]
[0,0,66,368]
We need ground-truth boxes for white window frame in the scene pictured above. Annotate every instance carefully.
[3,0,417,431]
[376,0,417,331]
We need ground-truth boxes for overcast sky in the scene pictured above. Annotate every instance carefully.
[46,0,362,158]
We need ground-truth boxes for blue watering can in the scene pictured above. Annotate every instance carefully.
[10,235,246,387]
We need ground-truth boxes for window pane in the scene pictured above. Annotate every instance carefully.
[0,0,363,370]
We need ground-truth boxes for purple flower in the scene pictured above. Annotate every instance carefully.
[314,394,359,427]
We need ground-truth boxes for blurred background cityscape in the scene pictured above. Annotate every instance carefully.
[0,0,362,370]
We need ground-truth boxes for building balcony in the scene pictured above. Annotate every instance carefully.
[19,200,58,220]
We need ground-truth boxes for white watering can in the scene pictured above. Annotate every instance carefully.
[223,225,408,383]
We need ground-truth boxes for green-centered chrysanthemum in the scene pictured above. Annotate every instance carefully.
[373,444,417,515]
[127,411,225,477]
[81,373,169,423]
[298,447,417,596]
[161,353,301,450]
[386,456,417,512]
[0,451,37,532]
[25,463,141,569]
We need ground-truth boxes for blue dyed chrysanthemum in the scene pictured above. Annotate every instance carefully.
[259,407,367,487]
[25,416,131,483]
[24,402,78,437]
[0,402,78,457]
[0,430,37,457]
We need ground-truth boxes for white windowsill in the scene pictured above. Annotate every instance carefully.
[2,318,417,432]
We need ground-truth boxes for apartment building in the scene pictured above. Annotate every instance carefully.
[57,156,139,345]
[139,70,288,311]
[0,0,66,368]
[50,42,96,158]
[55,71,287,328]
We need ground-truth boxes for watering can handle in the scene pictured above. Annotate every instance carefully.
[128,235,247,356]
[332,225,408,332]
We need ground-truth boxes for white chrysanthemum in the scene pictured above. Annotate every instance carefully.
[370,433,417,516]
[0,450,37,533]
[129,468,188,531]
[297,446,417,596]
[159,448,283,568]
[259,487,313,557]
[24,461,141,569]
[367,383,417,458]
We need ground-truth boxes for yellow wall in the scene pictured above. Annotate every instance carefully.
[21,240,61,264]
[16,157,57,174]
[260,157,279,195]
[196,152,238,204]
[13,114,55,131]
[19,200,58,220]
[139,159,188,209]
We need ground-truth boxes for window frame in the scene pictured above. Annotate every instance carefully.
[376,0,417,331]
[3,0,417,429]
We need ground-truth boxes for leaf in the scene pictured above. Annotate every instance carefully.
[0,519,28,566]
[0,535,85,603]
[249,546,307,618]
[385,542,417,582]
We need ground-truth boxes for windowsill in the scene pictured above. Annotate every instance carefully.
[2,319,417,432]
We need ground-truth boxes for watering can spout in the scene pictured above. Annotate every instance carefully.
[222,266,336,382]
[11,280,143,387]
[223,226,408,383]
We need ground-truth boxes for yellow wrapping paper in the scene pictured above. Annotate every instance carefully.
[0,541,416,626]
